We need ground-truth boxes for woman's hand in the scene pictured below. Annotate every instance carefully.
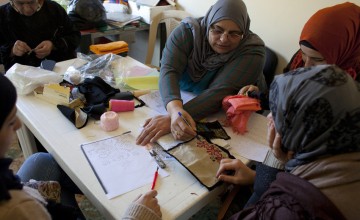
[11,40,32,57]
[216,159,255,185]
[34,40,53,59]
[132,190,162,217]
[167,100,197,141]
[267,112,294,163]
[136,115,171,146]
[238,85,259,95]
[169,110,197,141]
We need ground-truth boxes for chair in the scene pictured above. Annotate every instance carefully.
[145,10,191,67]
[263,47,278,88]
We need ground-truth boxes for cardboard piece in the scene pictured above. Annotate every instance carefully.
[34,84,71,105]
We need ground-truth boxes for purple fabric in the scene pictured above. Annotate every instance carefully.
[228,172,345,220]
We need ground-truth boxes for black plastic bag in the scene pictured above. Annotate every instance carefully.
[67,0,107,30]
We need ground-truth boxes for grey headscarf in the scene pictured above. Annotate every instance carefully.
[269,65,360,171]
[182,0,263,81]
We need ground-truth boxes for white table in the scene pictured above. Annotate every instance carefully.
[16,58,268,219]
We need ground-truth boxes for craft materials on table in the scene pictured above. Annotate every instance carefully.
[167,135,234,189]
[109,99,135,112]
[100,111,119,131]
[149,149,166,169]
[81,131,168,199]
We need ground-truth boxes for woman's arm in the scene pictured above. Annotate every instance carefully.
[185,46,265,120]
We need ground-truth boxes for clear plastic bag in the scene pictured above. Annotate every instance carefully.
[64,53,125,86]
[6,64,63,95]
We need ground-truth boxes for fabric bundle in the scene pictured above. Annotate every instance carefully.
[89,41,129,55]
[222,95,261,134]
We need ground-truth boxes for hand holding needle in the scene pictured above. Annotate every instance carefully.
[178,112,199,140]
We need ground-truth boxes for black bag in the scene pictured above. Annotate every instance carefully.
[77,76,120,106]
[67,0,107,30]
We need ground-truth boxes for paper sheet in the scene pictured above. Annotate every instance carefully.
[81,132,169,199]
[139,90,196,115]
[214,113,270,162]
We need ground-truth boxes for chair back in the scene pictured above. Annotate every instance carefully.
[145,10,191,66]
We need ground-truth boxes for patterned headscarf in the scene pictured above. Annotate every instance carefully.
[269,65,360,171]
[0,74,17,129]
[291,2,360,79]
[182,0,264,81]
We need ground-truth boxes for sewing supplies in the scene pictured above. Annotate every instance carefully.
[149,149,166,169]
[100,111,119,131]
[109,99,135,112]
[151,167,159,190]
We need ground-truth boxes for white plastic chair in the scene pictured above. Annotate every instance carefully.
[145,10,191,67]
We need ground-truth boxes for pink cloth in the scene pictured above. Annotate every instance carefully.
[222,95,261,134]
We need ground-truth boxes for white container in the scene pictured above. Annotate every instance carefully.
[129,0,175,24]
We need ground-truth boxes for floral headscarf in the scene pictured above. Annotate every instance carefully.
[269,65,360,171]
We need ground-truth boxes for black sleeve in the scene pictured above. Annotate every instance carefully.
[50,2,81,53]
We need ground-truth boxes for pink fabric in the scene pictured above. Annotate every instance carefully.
[222,95,261,134]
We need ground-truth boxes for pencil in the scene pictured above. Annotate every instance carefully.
[178,112,200,140]
[151,167,159,190]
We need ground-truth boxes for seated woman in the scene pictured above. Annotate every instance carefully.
[0,74,84,219]
[240,2,360,95]
[219,65,360,219]
[136,0,266,146]
[0,0,81,71]
[0,72,160,219]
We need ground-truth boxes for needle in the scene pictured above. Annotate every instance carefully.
[178,112,200,140]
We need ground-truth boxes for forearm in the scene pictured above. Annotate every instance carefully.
[159,23,193,110]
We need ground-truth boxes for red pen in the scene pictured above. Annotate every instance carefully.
[151,167,159,190]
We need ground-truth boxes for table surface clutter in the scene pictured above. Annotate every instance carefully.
[15,57,269,219]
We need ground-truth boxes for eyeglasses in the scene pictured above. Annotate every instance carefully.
[10,0,41,13]
[209,26,243,41]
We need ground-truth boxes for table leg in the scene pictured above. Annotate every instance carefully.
[16,124,37,158]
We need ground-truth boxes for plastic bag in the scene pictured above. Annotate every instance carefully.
[63,53,124,85]
[6,64,63,95]
[67,0,107,30]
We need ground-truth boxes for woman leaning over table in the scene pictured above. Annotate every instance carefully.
[240,2,360,95]
[124,65,360,220]
[136,0,266,146]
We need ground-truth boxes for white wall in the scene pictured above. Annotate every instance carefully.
[177,0,360,73]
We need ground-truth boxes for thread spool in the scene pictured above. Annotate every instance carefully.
[109,99,135,112]
[100,111,119,132]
